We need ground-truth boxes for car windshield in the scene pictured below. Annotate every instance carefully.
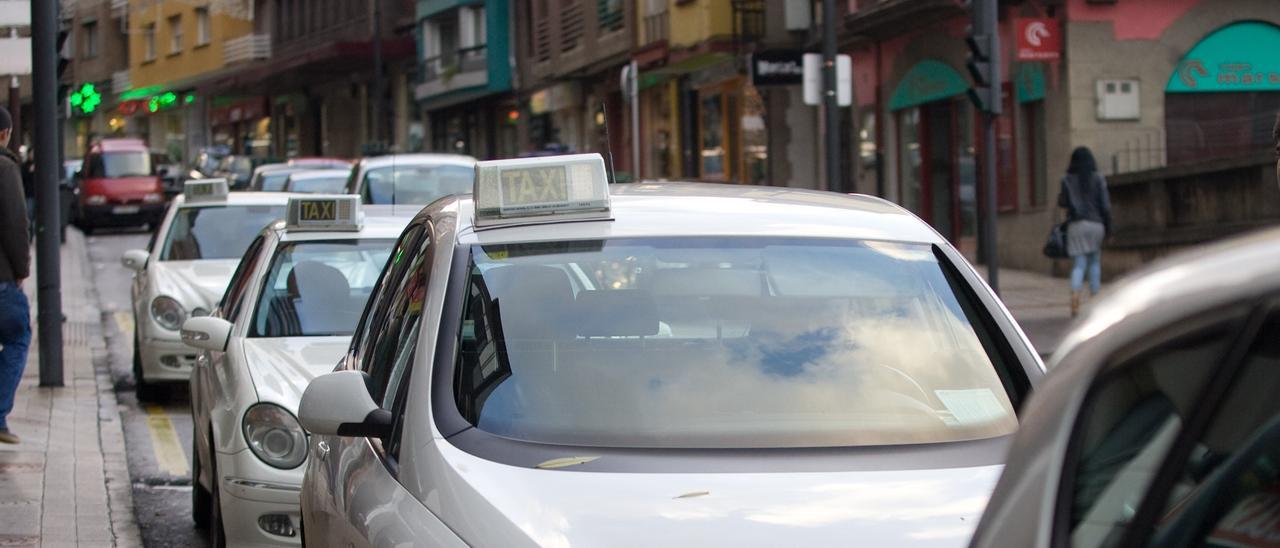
[101,152,151,178]
[361,164,473,205]
[160,205,286,261]
[250,240,393,337]
[258,170,295,192]
[288,175,349,194]
[454,237,1019,449]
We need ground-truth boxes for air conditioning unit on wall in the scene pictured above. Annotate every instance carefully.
[1096,79,1140,121]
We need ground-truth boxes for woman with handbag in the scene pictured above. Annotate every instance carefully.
[1058,147,1112,317]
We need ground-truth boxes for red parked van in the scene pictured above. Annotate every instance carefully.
[76,139,166,232]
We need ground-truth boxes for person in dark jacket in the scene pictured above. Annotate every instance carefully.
[21,149,35,242]
[0,106,31,444]
[1058,146,1112,317]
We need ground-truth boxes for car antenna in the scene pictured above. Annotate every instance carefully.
[599,101,617,184]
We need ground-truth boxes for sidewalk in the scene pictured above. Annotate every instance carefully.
[0,230,141,547]
[975,266,1076,358]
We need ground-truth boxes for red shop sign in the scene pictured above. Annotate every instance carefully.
[1016,18,1061,61]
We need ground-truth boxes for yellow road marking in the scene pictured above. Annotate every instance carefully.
[115,311,134,338]
[145,406,190,477]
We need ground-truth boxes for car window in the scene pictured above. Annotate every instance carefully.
[352,225,427,372]
[1063,322,1238,548]
[160,205,285,261]
[219,235,267,321]
[361,164,474,205]
[1139,309,1280,548]
[248,239,393,337]
[287,175,348,194]
[101,151,152,178]
[453,236,1022,449]
[364,227,433,408]
[259,171,294,192]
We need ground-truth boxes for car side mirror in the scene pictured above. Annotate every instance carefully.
[180,316,232,352]
[121,249,150,271]
[298,371,392,438]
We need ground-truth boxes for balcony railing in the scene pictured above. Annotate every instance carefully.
[422,44,487,84]
[224,33,271,64]
[112,70,130,95]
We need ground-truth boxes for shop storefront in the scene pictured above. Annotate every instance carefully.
[210,96,270,157]
[688,57,768,184]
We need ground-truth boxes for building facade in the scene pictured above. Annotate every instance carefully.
[415,0,514,159]
[61,0,132,157]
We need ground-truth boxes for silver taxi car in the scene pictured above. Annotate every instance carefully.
[182,196,412,547]
[296,154,1044,547]
[122,180,290,400]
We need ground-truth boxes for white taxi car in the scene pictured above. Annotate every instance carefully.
[122,180,290,401]
[181,195,412,547]
[342,153,476,206]
[297,154,1045,546]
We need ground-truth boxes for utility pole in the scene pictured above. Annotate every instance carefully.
[370,0,384,149]
[7,75,17,155]
[822,0,841,191]
[967,0,1001,294]
[31,0,64,386]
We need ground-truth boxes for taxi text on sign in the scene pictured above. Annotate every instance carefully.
[299,200,338,222]
[1015,18,1061,62]
[499,167,569,207]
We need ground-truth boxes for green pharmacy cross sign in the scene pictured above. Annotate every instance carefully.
[69,83,102,116]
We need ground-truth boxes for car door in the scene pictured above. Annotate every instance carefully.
[972,299,1280,548]
[310,222,429,545]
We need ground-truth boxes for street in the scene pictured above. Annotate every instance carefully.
[85,228,207,548]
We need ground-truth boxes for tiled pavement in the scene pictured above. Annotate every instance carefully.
[973,265,1084,358]
[0,229,141,548]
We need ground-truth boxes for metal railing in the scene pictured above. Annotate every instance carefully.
[224,33,271,64]
[422,45,487,83]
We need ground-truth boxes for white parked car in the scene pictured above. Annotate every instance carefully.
[122,180,290,400]
[297,154,1046,546]
[343,153,477,206]
[182,195,413,547]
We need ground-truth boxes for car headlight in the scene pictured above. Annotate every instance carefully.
[150,296,187,331]
[86,194,107,205]
[242,403,308,469]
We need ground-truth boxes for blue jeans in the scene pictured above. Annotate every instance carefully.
[0,282,31,431]
[1071,252,1102,295]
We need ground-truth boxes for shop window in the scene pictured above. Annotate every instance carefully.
[1165,92,1280,168]
[898,108,922,212]
[996,83,1017,213]
[741,86,767,185]
[1022,100,1046,207]
[857,110,877,192]
[699,92,725,179]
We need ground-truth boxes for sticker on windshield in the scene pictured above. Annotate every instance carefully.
[935,389,1008,426]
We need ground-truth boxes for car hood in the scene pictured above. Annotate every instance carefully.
[421,443,1003,547]
[150,260,239,310]
[241,337,348,411]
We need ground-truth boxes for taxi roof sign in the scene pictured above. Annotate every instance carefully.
[473,153,611,227]
[285,195,363,232]
[183,179,229,203]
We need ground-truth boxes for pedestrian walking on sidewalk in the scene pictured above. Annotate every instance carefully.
[0,106,31,445]
[1058,146,1112,318]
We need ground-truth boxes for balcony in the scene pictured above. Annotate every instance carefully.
[224,34,271,65]
[843,0,964,40]
[110,0,127,19]
[112,70,130,95]
[415,45,488,100]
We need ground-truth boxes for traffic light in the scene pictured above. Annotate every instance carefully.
[966,27,1001,114]
[57,28,71,115]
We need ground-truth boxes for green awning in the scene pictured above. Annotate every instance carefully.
[889,60,969,110]
[639,53,733,91]
[1016,63,1046,103]
[1167,21,1280,93]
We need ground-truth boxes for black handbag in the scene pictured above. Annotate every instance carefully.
[1043,222,1069,259]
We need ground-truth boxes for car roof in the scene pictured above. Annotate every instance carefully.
[442,182,944,245]
[287,168,351,181]
[289,157,351,166]
[276,211,414,242]
[356,153,478,170]
[173,191,295,208]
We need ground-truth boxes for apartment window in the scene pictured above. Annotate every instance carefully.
[598,0,624,32]
[143,23,156,61]
[80,21,99,59]
[195,7,210,46]
[168,15,183,54]
[459,6,486,48]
